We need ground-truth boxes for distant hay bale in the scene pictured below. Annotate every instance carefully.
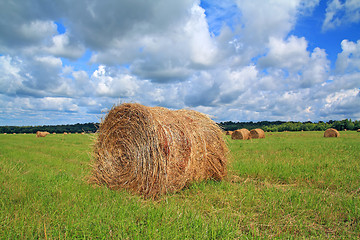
[64,132,68,135]
[250,128,265,139]
[90,103,228,198]
[226,131,233,135]
[36,131,50,137]
[324,128,340,138]
[231,129,250,140]
[53,132,56,134]
[4,133,7,135]
[357,129,360,132]
[81,132,85,135]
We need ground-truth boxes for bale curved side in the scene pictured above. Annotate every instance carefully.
[250,128,265,139]
[231,129,250,140]
[324,128,340,137]
[90,103,228,198]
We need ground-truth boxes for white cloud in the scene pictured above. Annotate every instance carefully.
[38,97,79,112]
[258,36,329,89]
[336,39,360,73]
[91,65,139,98]
[235,0,300,46]
[297,0,320,16]
[322,0,360,31]
[321,88,360,117]
[258,36,309,72]
[302,47,330,88]
[218,65,258,104]
[45,33,86,60]
[184,3,217,66]
[0,56,24,95]
[90,2,217,82]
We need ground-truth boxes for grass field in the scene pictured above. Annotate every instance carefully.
[0,131,359,239]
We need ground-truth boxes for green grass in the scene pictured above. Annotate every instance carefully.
[0,132,359,239]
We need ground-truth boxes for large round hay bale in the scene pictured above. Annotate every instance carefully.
[231,129,250,140]
[324,128,340,137]
[91,103,228,198]
[250,128,265,139]
[357,129,360,132]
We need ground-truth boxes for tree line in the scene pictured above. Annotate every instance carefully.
[1,119,359,134]
[219,119,360,132]
[0,123,98,134]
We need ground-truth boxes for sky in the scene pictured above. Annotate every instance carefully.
[0,0,359,126]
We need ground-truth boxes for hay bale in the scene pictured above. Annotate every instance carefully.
[90,103,228,198]
[36,131,50,137]
[64,132,68,135]
[225,131,233,135]
[231,129,250,140]
[324,128,340,137]
[250,128,265,139]
[357,129,360,132]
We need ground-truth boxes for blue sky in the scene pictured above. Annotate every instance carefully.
[0,0,359,126]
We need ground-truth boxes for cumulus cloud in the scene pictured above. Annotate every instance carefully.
[91,65,139,98]
[302,47,330,88]
[0,56,25,95]
[258,36,309,72]
[321,88,360,117]
[218,65,258,104]
[45,33,85,60]
[336,39,360,73]
[91,2,217,82]
[235,0,299,48]
[258,36,329,89]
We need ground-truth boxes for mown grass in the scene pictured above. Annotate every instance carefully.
[0,132,359,239]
